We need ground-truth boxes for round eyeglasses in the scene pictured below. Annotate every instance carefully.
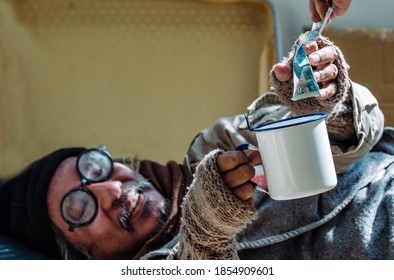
[60,146,114,232]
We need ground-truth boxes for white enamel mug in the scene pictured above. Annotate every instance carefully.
[237,113,337,200]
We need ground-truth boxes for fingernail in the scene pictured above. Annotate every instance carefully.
[310,54,320,64]
[314,72,320,81]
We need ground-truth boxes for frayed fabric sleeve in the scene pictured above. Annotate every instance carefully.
[173,149,257,259]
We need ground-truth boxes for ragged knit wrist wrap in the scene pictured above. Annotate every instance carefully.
[176,149,257,259]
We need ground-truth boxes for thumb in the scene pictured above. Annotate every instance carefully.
[273,63,292,82]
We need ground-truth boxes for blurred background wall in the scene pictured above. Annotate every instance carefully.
[0,0,275,178]
[1,0,393,178]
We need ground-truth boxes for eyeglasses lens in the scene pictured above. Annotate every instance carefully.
[62,190,97,225]
[77,150,112,182]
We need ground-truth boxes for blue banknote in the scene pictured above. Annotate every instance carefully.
[292,7,333,101]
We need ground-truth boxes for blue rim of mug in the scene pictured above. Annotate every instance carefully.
[245,113,327,132]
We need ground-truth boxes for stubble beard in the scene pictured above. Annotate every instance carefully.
[116,179,170,236]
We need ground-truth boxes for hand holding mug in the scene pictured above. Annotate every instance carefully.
[216,149,261,207]
[236,113,337,200]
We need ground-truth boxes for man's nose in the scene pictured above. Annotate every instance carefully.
[87,180,122,210]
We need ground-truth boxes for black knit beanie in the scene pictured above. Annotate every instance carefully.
[0,147,86,258]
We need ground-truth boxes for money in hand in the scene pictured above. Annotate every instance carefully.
[292,8,333,101]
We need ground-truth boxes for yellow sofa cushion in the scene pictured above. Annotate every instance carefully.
[0,0,275,177]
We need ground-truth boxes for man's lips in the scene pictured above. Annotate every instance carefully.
[126,190,140,213]
[131,192,145,221]
[124,189,146,221]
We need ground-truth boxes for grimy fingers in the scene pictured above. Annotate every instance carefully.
[217,151,249,173]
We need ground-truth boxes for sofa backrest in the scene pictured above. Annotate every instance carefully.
[0,0,276,178]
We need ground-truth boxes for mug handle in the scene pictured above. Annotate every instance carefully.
[234,144,269,194]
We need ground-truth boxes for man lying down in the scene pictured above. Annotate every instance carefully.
[0,35,393,260]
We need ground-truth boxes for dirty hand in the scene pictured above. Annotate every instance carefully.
[216,150,261,207]
[273,41,338,100]
[309,0,352,23]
